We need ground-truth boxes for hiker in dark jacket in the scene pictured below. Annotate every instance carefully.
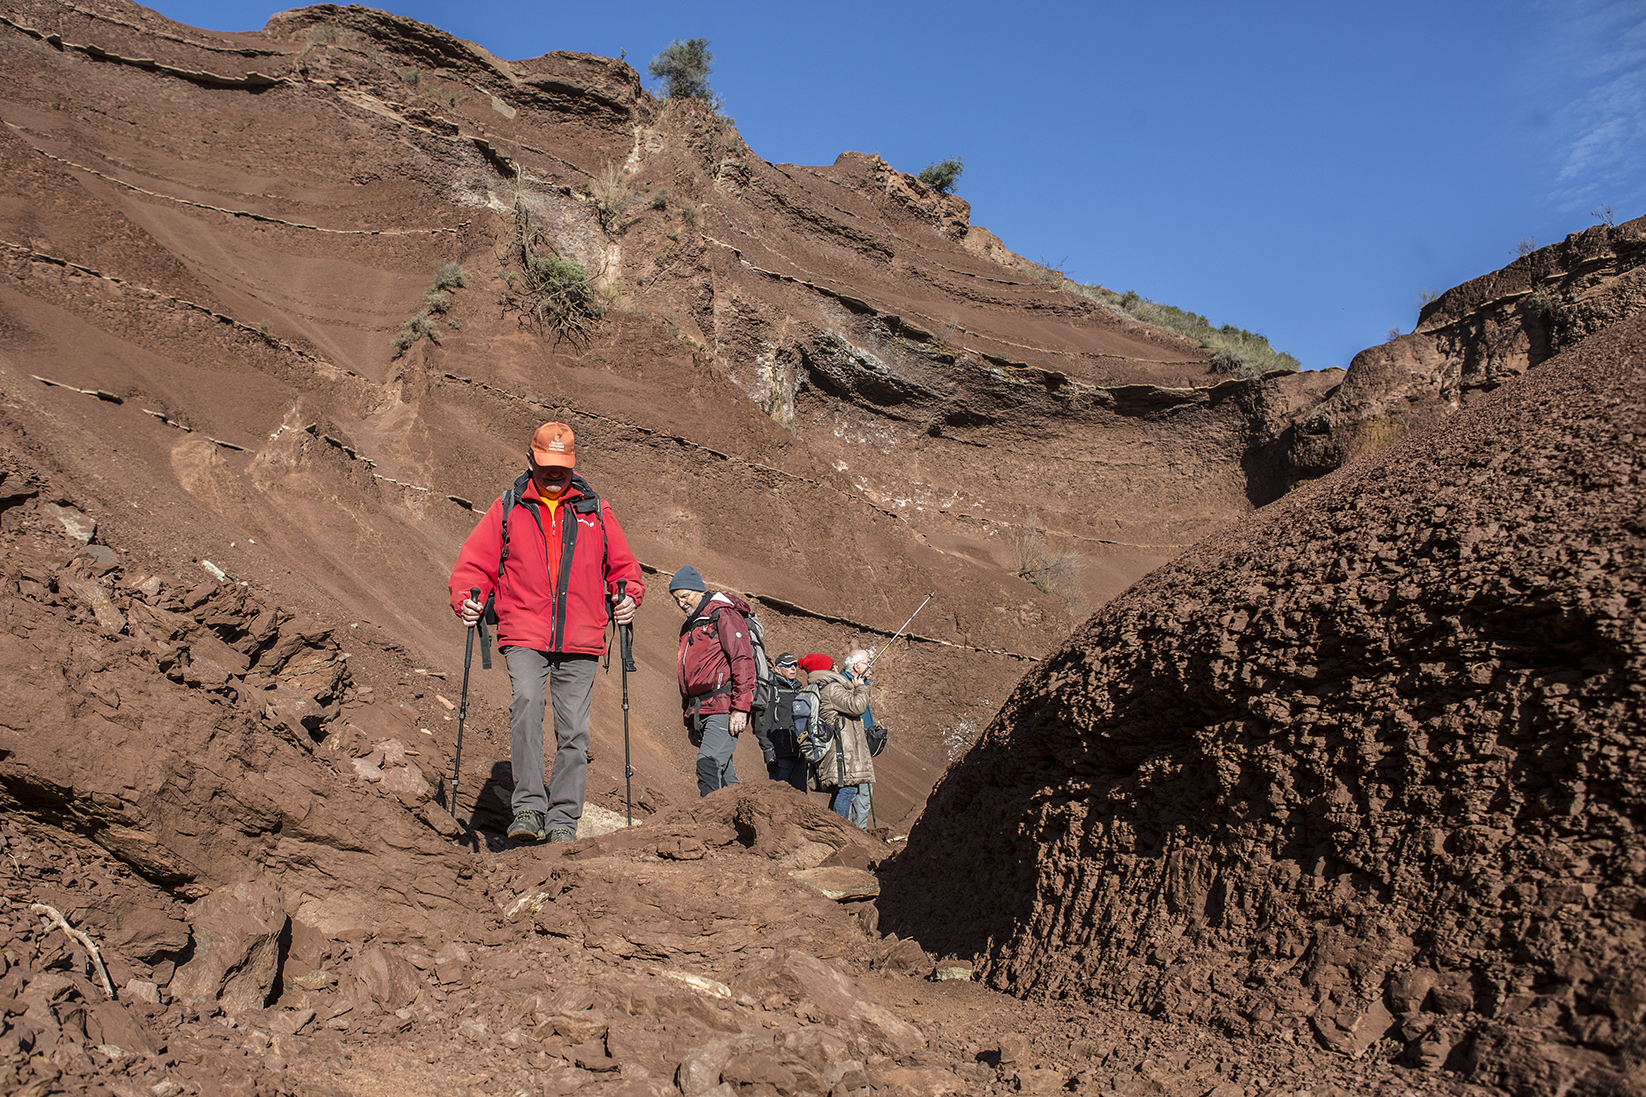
[449,421,642,844]
[761,653,808,792]
[670,565,755,796]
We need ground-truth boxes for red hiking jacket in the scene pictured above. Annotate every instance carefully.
[676,591,756,724]
[448,474,644,657]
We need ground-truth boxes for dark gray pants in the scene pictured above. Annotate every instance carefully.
[504,647,598,834]
[695,712,738,796]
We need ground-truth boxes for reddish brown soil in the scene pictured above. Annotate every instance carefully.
[0,2,1639,1095]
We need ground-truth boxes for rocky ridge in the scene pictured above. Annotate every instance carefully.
[1279,215,1646,484]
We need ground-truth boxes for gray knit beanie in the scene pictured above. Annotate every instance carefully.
[668,565,707,593]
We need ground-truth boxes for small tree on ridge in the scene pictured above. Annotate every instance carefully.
[918,157,965,194]
[649,38,715,104]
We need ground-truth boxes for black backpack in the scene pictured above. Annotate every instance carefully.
[865,723,887,757]
[756,675,801,758]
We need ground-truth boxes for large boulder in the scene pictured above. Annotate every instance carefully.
[882,312,1646,1096]
[171,879,288,1013]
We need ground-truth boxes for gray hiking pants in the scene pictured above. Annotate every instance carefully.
[695,712,738,796]
[504,647,598,834]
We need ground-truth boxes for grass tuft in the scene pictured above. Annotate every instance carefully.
[502,198,604,344]
[1069,284,1301,377]
[590,165,639,234]
[391,264,468,358]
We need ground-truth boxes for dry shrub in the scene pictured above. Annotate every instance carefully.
[1010,518,1084,615]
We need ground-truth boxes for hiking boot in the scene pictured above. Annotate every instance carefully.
[546,826,576,843]
[507,810,546,843]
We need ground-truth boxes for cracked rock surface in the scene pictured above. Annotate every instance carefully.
[883,312,1646,1095]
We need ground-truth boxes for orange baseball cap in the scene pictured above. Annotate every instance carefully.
[530,422,576,468]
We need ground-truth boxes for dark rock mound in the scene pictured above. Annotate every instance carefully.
[881,313,1646,1095]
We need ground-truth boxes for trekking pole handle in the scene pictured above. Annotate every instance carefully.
[462,585,494,667]
[617,580,636,673]
[862,592,934,675]
[451,587,481,816]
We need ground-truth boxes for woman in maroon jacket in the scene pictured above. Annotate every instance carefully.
[450,422,643,843]
[668,565,756,796]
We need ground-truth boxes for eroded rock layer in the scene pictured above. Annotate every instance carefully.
[1281,214,1646,482]
[882,315,1646,1095]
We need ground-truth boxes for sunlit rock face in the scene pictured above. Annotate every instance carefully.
[883,314,1646,1096]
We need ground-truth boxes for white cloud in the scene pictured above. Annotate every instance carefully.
[1535,0,1646,213]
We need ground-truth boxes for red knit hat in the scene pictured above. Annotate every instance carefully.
[797,653,832,673]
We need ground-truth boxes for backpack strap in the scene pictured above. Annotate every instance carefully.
[569,472,610,581]
[496,472,544,582]
[685,603,725,644]
[496,471,612,584]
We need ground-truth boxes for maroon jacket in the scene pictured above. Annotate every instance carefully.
[676,591,756,725]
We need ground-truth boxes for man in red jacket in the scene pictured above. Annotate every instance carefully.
[669,565,755,796]
[449,422,643,843]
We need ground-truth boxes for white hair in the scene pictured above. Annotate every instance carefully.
[844,648,872,669]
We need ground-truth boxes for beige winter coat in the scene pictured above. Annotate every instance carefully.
[808,668,874,789]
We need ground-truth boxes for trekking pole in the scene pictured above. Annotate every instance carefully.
[617,580,637,826]
[450,586,482,817]
[862,592,934,675]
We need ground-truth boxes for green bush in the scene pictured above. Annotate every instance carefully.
[917,157,964,194]
[392,313,439,356]
[504,201,604,344]
[649,38,715,103]
[522,256,598,330]
[391,263,468,358]
[590,165,639,234]
[430,263,467,291]
[1080,284,1301,377]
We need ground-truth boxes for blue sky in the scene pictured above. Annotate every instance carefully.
[147,0,1645,373]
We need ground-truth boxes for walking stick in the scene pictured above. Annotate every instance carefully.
[860,592,931,835]
[617,580,636,825]
[862,592,934,675]
[450,586,485,816]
